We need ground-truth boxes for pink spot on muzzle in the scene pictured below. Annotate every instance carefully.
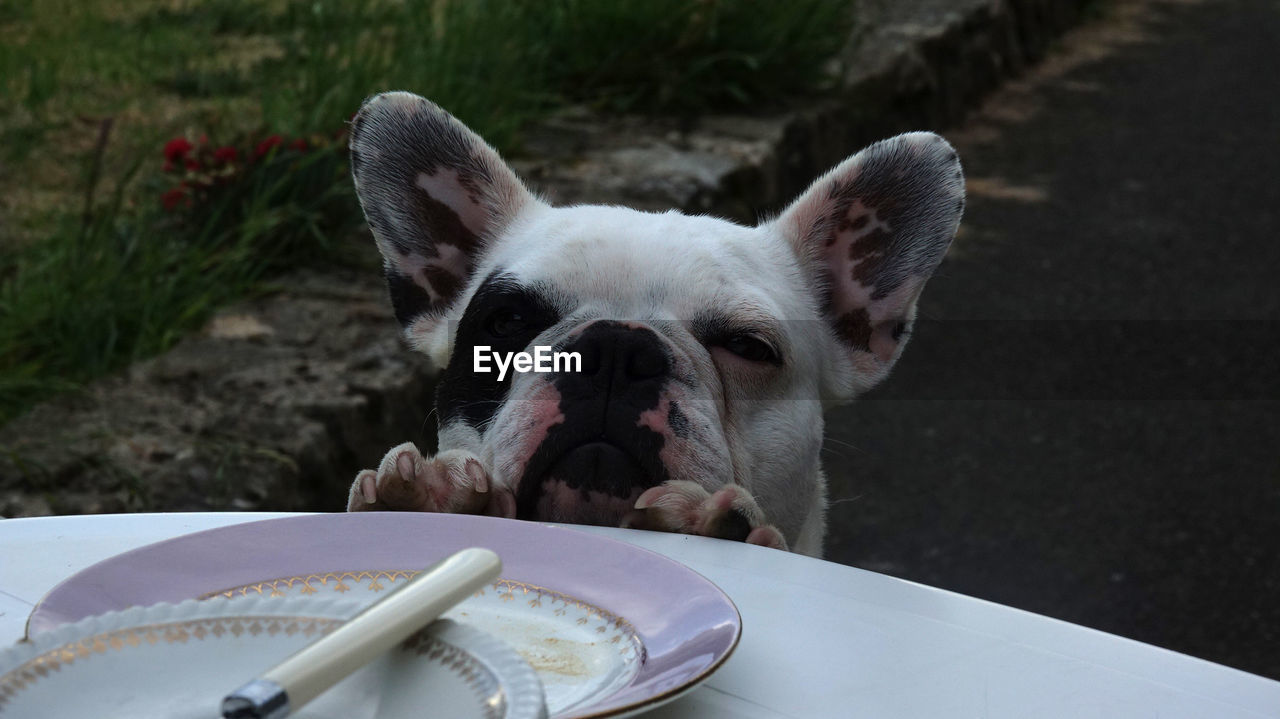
[501,381,565,484]
[636,395,697,478]
[636,397,675,437]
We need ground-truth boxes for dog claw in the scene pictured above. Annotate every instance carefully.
[346,443,500,515]
[357,470,378,505]
[465,459,490,494]
[396,451,417,484]
[633,485,668,510]
[627,480,788,550]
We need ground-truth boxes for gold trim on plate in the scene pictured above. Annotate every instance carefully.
[203,572,645,662]
[0,615,506,717]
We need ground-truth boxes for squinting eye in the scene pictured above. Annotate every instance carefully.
[722,334,780,364]
[485,308,528,338]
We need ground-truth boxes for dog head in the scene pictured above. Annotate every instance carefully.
[350,92,963,530]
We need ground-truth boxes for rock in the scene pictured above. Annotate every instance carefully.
[0,268,439,515]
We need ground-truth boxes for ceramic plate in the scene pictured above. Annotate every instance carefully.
[26,513,741,718]
[2,595,546,719]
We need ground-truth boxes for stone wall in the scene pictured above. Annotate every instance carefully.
[0,0,1092,517]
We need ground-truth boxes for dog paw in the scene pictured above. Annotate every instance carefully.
[346,442,516,518]
[622,480,788,551]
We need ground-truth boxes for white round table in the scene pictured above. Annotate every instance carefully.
[0,512,1275,718]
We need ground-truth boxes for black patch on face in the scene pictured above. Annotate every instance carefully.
[516,322,673,519]
[435,271,563,431]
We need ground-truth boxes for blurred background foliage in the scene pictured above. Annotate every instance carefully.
[0,0,854,424]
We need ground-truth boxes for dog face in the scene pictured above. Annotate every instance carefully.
[432,206,832,529]
[350,92,963,544]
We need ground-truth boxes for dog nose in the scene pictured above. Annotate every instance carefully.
[569,322,670,383]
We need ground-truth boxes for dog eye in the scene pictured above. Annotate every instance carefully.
[722,334,780,364]
[485,308,529,338]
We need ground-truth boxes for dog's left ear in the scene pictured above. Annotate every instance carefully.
[770,132,964,394]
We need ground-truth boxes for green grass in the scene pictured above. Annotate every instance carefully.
[0,0,855,425]
[537,0,852,113]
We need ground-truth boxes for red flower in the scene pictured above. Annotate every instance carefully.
[184,158,201,171]
[212,146,238,164]
[160,186,188,211]
[289,138,308,152]
[254,135,284,158]
[163,137,193,162]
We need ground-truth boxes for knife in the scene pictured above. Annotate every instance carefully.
[221,547,502,719]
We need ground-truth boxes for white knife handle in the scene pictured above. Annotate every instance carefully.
[222,547,501,718]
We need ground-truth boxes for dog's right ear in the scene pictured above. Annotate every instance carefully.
[768,132,964,396]
[350,92,537,353]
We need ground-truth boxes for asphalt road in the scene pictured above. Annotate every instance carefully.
[822,0,1280,680]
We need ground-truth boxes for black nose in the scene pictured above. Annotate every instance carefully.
[563,322,671,392]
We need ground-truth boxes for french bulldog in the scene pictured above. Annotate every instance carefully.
[345,92,963,557]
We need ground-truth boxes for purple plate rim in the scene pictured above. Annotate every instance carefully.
[25,512,741,719]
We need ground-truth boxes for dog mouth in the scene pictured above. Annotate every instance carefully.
[548,442,646,493]
[516,439,665,524]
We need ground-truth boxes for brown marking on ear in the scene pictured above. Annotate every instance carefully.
[798,135,962,308]
[849,225,889,260]
[422,264,463,306]
[833,212,869,240]
[820,185,910,301]
[415,169,492,238]
[832,308,873,352]
[848,225,892,287]
[400,189,480,312]
[410,186,480,257]
[386,270,432,326]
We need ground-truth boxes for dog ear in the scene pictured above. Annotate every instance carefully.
[771,132,964,393]
[350,92,537,348]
